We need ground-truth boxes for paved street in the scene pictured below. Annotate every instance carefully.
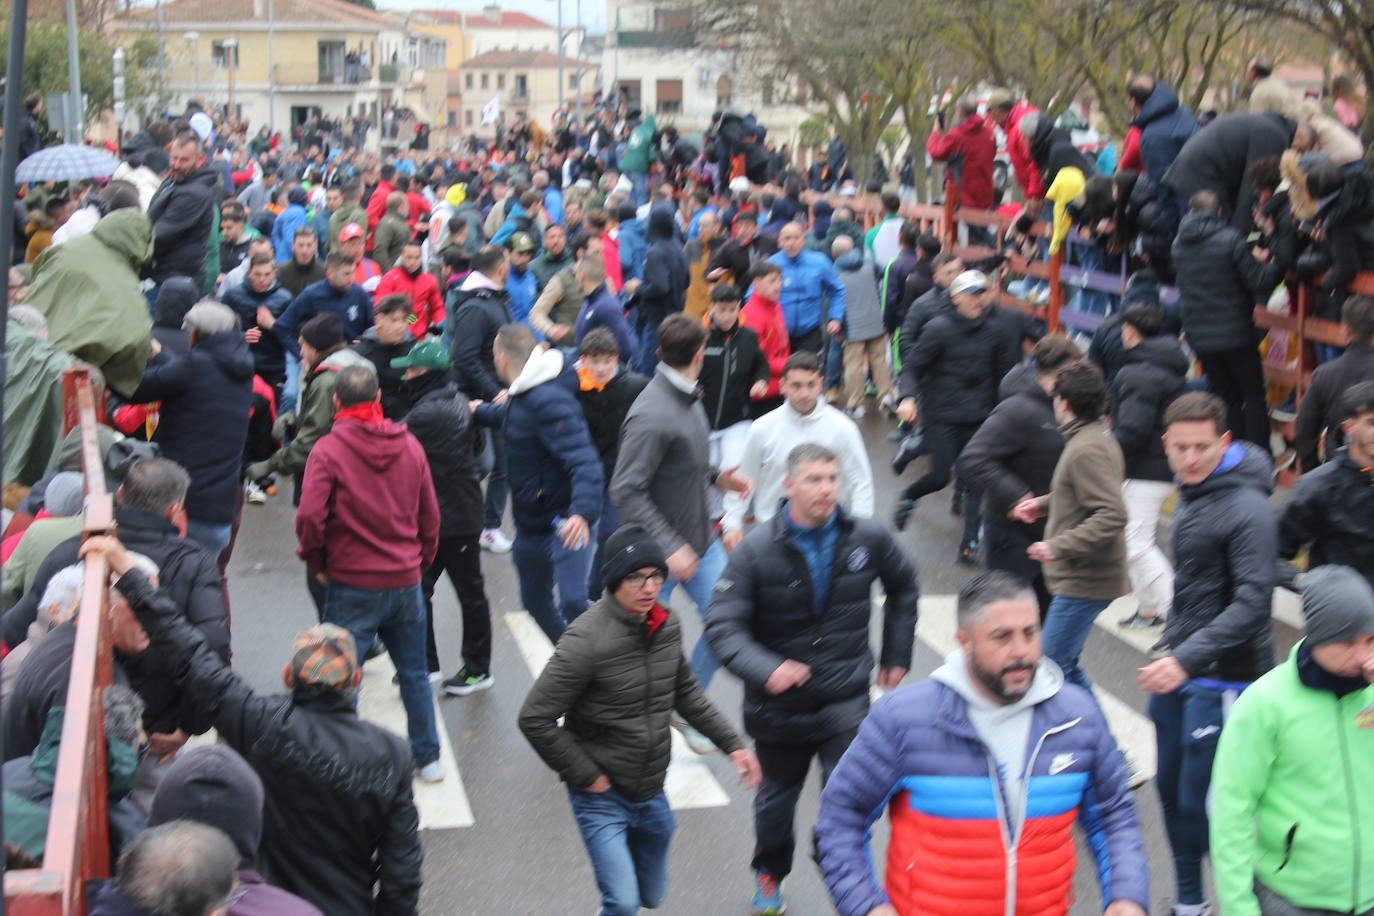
[222,413,1302,915]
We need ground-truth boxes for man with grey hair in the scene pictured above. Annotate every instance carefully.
[707,442,917,915]
[816,569,1148,916]
[88,821,240,916]
[130,300,255,556]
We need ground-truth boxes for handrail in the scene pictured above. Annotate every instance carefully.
[5,368,115,916]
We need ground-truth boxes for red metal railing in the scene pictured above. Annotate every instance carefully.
[5,368,115,916]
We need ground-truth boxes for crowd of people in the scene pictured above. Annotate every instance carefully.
[2,62,1374,916]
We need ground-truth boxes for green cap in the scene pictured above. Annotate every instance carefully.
[507,231,536,253]
[390,340,452,371]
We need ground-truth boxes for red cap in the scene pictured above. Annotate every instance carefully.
[339,223,364,242]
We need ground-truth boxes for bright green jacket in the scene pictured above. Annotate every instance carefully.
[1211,643,1374,916]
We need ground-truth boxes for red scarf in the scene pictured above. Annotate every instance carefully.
[334,401,385,424]
[645,602,668,636]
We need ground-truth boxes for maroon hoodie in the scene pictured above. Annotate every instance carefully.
[295,414,439,589]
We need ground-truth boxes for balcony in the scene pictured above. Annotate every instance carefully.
[379,63,399,83]
[616,29,695,49]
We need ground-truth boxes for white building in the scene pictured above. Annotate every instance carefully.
[603,0,810,150]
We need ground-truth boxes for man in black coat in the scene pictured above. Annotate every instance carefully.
[83,535,422,916]
[574,328,649,599]
[959,335,1080,617]
[708,212,765,289]
[1110,303,1189,629]
[129,302,254,558]
[705,443,918,915]
[1171,191,1281,447]
[626,203,689,376]
[1281,381,1374,593]
[351,293,416,420]
[1161,110,1295,234]
[146,131,221,292]
[1140,392,1276,916]
[449,245,515,546]
[1294,294,1374,470]
[894,269,1017,560]
[395,341,493,695]
[2,458,230,770]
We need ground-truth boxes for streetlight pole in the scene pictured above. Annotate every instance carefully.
[185,32,200,108]
[64,0,84,141]
[223,37,238,120]
[267,0,276,132]
[113,47,126,141]
[574,0,582,123]
[555,0,564,113]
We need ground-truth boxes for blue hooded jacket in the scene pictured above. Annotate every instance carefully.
[768,245,847,335]
[271,188,311,261]
[1131,83,1197,219]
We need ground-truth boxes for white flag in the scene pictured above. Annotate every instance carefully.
[481,95,501,126]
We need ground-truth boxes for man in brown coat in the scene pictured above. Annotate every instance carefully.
[1012,361,1128,692]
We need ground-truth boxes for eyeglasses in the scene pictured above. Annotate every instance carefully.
[624,571,666,588]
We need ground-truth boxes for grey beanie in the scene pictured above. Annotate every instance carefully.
[1301,565,1374,646]
[42,472,84,517]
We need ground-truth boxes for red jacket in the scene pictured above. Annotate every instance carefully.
[740,292,790,399]
[926,113,997,209]
[373,266,445,338]
[601,231,624,292]
[295,410,439,589]
[364,180,396,248]
[404,191,431,231]
[1118,125,1143,174]
[994,102,1044,200]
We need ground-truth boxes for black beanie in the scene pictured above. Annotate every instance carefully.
[602,525,668,593]
[300,311,345,351]
[147,745,264,869]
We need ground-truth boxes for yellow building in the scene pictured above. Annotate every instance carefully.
[459,50,599,139]
[111,0,446,147]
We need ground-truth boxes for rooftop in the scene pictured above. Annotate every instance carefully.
[118,0,397,28]
[412,8,555,29]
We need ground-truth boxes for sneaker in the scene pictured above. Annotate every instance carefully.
[892,499,916,532]
[891,432,925,475]
[957,538,980,566]
[669,713,717,755]
[847,404,866,420]
[244,480,267,504]
[1121,752,1149,791]
[443,667,494,696]
[751,871,787,915]
[878,392,897,416]
[415,759,445,784]
[1269,393,1297,423]
[479,528,513,553]
[392,671,445,685]
[825,387,841,404]
[1118,611,1165,631]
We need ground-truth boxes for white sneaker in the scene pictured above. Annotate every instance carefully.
[416,760,445,783]
[479,528,513,553]
[244,481,267,504]
[849,404,866,420]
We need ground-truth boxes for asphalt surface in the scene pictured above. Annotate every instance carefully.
[223,410,1302,916]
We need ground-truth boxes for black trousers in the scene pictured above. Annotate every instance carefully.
[752,726,859,879]
[1197,346,1269,449]
[983,517,1053,621]
[421,534,492,675]
[900,421,983,543]
[788,326,823,357]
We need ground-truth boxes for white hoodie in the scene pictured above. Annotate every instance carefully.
[508,345,564,396]
[722,400,874,531]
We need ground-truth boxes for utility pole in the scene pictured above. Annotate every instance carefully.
[574,0,582,123]
[185,32,201,108]
[155,0,166,87]
[113,47,126,140]
[267,0,276,131]
[556,0,564,113]
[223,37,238,119]
[65,0,85,141]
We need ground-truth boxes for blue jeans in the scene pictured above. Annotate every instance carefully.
[480,425,509,531]
[632,314,660,377]
[513,524,598,643]
[628,171,649,208]
[1150,681,1234,906]
[1040,595,1111,691]
[588,487,620,599]
[324,581,441,766]
[568,787,675,916]
[659,539,727,688]
[281,352,301,415]
[825,332,843,391]
[184,519,232,556]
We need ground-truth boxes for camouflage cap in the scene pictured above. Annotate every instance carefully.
[287,623,359,692]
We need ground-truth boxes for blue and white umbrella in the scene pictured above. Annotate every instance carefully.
[15,144,121,183]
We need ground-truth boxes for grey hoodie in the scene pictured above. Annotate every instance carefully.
[931,648,1065,828]
[833,249,886,342]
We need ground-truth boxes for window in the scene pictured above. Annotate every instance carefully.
[497,73,505,90]
[481,73,489,90]
[211,40,238,70]
[465,109,474,126]
[653,7,691,31]
[656,78,682,115]
[465,73,473,90]
[407,38,419,68]
[447,110,457,127]
[618,79,641,106]
[515,74,528,98]
[569,73,578,90]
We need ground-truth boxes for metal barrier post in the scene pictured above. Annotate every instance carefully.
[1047,249,1065,333]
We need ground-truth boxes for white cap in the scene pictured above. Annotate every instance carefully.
[188,112,214,143]
[729,176,751,194]
[950,269,990,296]
[614,174,633,196]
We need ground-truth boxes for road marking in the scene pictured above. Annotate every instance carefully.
[916,595,1157,779]
[503,611,730,809]
[359,653,475,830]
[1095,589,1304,652]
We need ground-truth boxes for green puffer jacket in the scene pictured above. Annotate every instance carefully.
[518,595,744,802]
[1211,643,1374,916]
[25,209,154,396]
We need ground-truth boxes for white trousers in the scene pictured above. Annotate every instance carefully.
[1122,479,1175,619]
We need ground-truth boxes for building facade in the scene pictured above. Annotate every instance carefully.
[459,50,599,139]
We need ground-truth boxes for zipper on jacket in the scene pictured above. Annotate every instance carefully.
[1276,824,1296,871]
[713,333,734,428]
[640,624,655,788]
[1001,717,1081,916]
[1335,700,1360,909]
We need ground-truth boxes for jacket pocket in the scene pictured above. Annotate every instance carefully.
[1276,823,1297,872]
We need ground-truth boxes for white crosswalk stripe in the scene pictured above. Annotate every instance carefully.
[357,654,475,830]
[503,611,731,810]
